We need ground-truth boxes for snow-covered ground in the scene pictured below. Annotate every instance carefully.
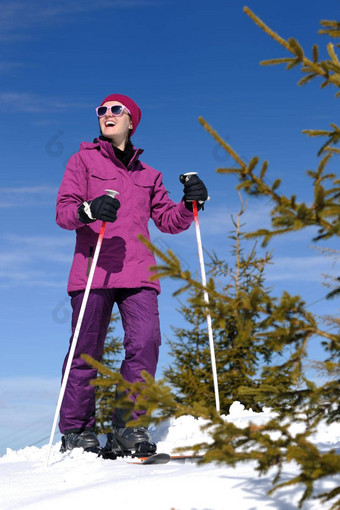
[1,402,339,510]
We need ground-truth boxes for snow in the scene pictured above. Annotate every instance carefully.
[1,402,339,510]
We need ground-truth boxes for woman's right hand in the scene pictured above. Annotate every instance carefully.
[78,195,121,223]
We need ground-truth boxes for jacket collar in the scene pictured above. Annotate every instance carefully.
[93,137,144,170]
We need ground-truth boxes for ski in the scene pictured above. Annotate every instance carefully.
[127,453,171,465]
[97,448,170,464]
[97,449,203,464]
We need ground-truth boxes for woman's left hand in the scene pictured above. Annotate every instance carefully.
[182,175,208,211]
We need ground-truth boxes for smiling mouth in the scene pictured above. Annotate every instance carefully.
[105,121,115,127]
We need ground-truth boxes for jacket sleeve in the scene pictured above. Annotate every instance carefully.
[56,153,88,231]
[151,173,194,234]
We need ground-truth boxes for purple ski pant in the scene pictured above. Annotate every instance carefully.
[59,287,161,434]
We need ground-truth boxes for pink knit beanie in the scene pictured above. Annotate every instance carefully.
[100,94,142,136]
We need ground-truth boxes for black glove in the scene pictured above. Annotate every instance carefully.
[180,174,208,211]
[78,194,120,223]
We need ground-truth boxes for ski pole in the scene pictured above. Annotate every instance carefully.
[181,172,220,414]
[45,189,119,468]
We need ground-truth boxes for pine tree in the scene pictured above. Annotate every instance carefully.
[164,201,275,412]
[164,301,211,406]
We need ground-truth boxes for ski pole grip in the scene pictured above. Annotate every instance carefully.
[105,189,120,199]
[179,172,210,203]
[180,172,198,184]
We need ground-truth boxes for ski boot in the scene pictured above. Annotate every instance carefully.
[111,426,156,457]
[99,432,130,460]
[60,430,100,453]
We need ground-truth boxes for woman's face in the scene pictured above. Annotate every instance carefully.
[99,101,132,149]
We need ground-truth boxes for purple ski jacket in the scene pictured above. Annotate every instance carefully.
[56,138,194,294]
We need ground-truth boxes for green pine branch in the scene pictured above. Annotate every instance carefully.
[199,117,340,245]
[303,123,340,156]
[319,20,340,46]
[243,6,340,96]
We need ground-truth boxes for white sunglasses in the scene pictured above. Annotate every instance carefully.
[96,105,131,118]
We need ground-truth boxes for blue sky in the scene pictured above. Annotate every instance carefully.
[0,0,339,453]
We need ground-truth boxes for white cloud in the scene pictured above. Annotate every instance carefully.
[187,203,324,251]
[0,60,26,73]
[0,234,73,287]
[148,204,273,249]
[0,377,60,404]
[3,234,74,262]
[197,203,273,236]
[0,0,166,40]
[0,269,67,288]
[266,255,338,282]
[0,93,92,113]
[148,202,338,291]
[0,185,58,207]
[0,377,61,455]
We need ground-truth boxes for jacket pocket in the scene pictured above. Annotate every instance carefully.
[133,174,154,203]
[88,174,118,200]
[90,174,118,181]
[132,172,155,188]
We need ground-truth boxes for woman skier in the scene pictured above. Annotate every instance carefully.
[56,93,208,453]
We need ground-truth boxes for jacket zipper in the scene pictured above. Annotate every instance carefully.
[127,148,144,169]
